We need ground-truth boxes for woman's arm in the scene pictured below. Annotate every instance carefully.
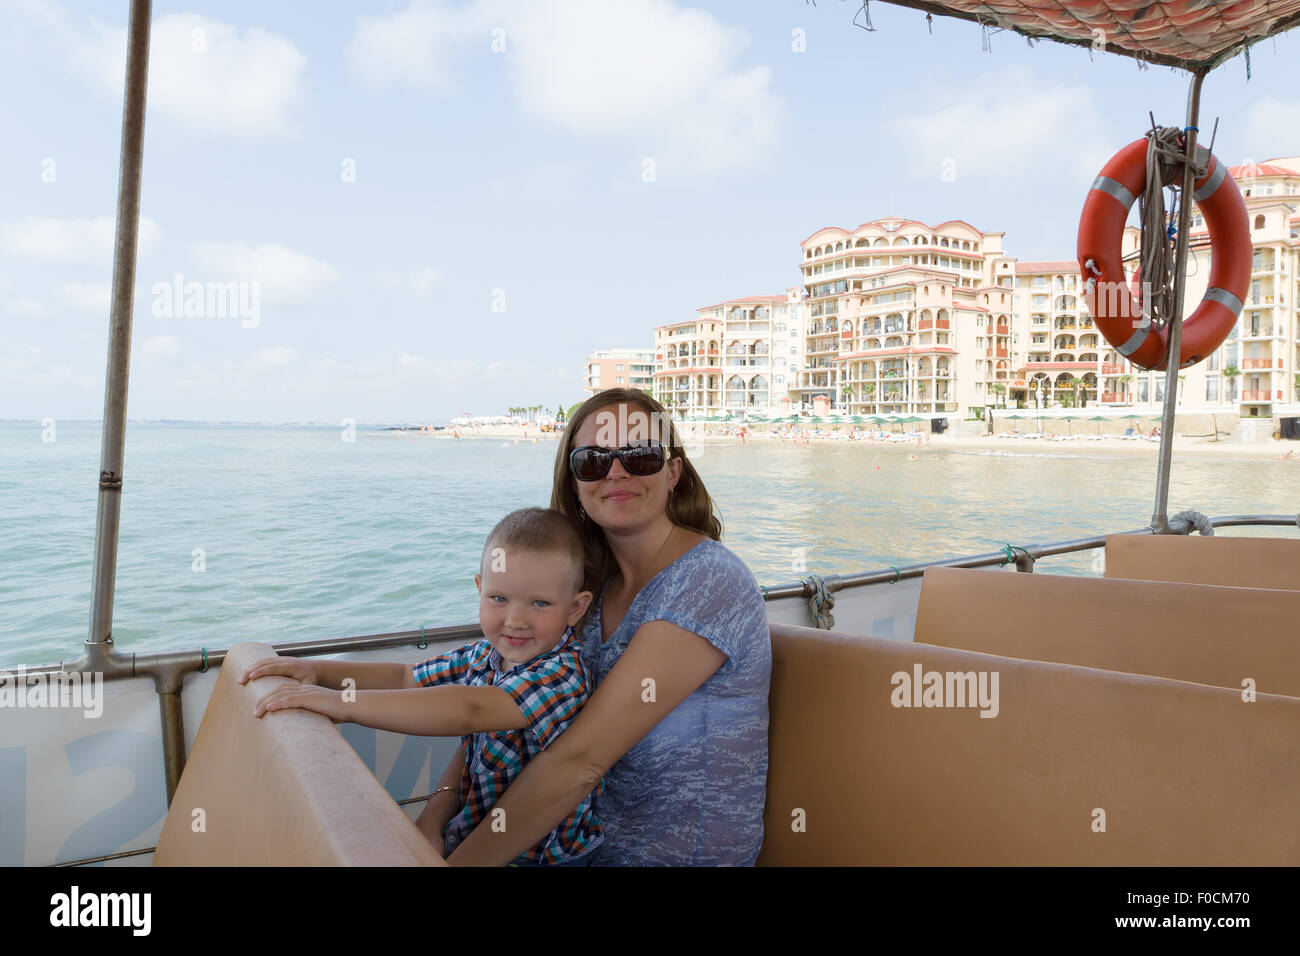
[445,620,727,866]
[414,742,467,856]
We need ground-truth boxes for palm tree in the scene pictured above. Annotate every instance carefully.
[1118,373,1133,403]
[990,382,1006,408]
[1066,375,1085,408]
[1223,365,1240,401]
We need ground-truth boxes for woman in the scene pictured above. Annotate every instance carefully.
[445,389,771,865]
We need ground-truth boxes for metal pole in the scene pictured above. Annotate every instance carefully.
[87,0,152,666]
[1151,69,1206,533]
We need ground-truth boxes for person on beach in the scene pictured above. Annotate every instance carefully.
[442,387,772,866]
[239,507,602,866]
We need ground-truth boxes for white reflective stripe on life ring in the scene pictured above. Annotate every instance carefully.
[1091,175,1136,209]
[1192,161,1227,202]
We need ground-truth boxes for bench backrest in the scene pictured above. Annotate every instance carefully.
[1105,533,1300,590]
[154,642,444,866]
[913,566,1300,697]
[759,622,1300,865]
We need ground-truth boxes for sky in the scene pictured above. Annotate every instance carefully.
[1,0,1298,423]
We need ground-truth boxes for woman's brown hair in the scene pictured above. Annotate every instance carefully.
[550,388,722,604]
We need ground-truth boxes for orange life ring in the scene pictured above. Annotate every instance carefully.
[1076,137,1251,371]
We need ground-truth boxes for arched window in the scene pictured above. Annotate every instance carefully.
[1254,214,1266,230]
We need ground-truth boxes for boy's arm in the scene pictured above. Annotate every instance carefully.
[239,656,416,690]
[252,683,527,736]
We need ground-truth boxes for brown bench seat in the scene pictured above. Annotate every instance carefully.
[759,623,1300,865]
[154,642,444,866]
[913,566,1300,697]
[1105,533,1300,590]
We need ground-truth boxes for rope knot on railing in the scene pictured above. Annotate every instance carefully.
[1170,509,1214,536]
[804,574,836,630]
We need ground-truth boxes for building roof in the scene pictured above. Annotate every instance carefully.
[695,294,787,312]
[801,217,986,246]
[1014,260,1078,274]
[1230,162,1300,178]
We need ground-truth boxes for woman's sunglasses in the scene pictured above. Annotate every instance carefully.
[569,443,669,481]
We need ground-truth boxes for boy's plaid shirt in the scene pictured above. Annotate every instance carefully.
[411,627,603,864]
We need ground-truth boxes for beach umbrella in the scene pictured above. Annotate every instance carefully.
[848,415,867,424]
[1088,414,1108,435]
[1060,414,1079,435]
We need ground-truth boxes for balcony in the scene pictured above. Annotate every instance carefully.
[918,318,951,331]
[1101,363,1124,374]
[994,325,1010,336]
[1242,326,1283,339]
[986,348,1009,358]
[1241,390,1279,401]
[1101,392,1121,402]
[1242,358,1282,369]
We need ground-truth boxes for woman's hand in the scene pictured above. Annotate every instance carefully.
[238,655,320,686]
[252,683,347,722]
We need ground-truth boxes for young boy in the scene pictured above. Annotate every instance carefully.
[240,507,601,865]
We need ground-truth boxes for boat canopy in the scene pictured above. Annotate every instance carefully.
[870,0,1300,70]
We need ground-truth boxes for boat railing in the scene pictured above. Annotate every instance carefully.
[15,508,1297,859]
[19,513,1299,686]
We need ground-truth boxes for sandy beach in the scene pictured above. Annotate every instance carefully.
[396,422,1300,462]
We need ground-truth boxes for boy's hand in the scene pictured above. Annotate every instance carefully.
[253,683,347,722]
[238,656,319,686]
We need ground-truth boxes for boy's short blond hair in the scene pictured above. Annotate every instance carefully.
[480,507,586,594]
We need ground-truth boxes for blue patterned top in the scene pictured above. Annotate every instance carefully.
[579,538,771,866]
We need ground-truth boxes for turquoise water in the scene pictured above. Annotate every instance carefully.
[1,422,1294,666]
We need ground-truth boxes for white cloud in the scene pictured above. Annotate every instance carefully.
[346,0,785,176]
[885,66,1109,184]
[249,346,298,367]
[0,216,160,262]
[60,281,112,312]
[375,265,446,296]
[1243,98,1300,161]
[21,4,306,139]
[346,1,477,92]
[140,335,182,360]
[4,299,48,318]
[190,242,339,305]
[0,341,96,390]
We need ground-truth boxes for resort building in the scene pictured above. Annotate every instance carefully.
[1118,155,1300,419]
[583,349,655,396]
[653,294,804,418]
[794,218,1013,417]
[626,157,1300,424]
[1012,261,1121,408]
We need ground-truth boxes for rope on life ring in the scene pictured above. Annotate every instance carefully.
[1077,131,1251,371]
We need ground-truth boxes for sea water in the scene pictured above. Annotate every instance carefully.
[0,421,1293,666]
